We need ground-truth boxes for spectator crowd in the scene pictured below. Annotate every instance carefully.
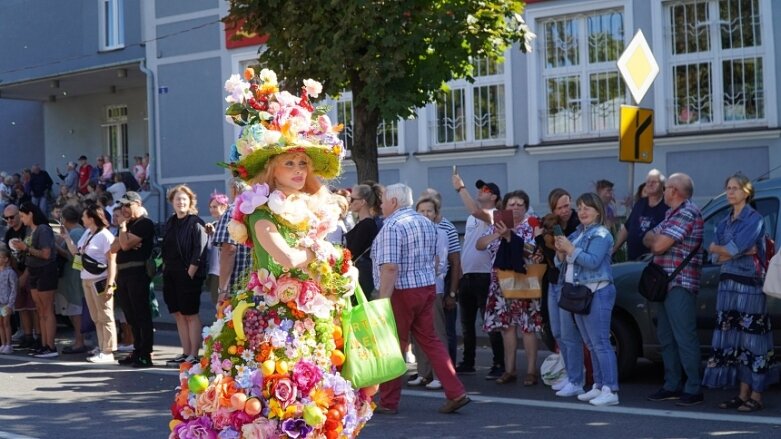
[1,161,778,415]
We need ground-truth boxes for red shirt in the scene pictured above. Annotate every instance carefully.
[78,164,92,194]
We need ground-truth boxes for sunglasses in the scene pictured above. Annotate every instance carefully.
[350,197,363,202]
[480,187,494,194]
[2,216,14,220]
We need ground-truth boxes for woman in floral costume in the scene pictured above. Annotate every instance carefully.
[169,68,375,438]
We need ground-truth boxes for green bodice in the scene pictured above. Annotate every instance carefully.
[248,207,304,278]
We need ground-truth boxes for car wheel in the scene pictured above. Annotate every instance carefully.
[610,313,640,380]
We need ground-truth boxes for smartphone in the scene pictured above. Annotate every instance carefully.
[553,224,564,236]
[493,209,514,227]
[95,279,107,295]
[452,165,458,175]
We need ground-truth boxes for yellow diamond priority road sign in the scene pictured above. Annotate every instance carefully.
[617,29,659,104]
[619,105,653,163]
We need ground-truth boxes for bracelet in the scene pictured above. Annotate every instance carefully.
[456,186,465,193]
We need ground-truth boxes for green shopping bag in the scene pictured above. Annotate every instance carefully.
[340,285,406,388]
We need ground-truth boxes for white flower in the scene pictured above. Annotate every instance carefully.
[275,90,299,107]
[208,319,225,338]
[261,129,282,145]
[303,79,322,98]
[227,219,248,244]
[224,74,250,103]
[259,68,278,86]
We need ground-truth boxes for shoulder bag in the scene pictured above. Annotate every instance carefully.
[638,244,700,302]
[78,231,108,275]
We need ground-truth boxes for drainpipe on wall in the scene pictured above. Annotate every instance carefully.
[139,60,166,223]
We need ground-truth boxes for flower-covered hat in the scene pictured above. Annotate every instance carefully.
[223,68,345,181]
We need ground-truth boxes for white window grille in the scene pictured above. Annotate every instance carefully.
[431,58,506,148]
[105,105,128,169]
[331,92,400,155]
[538,9,627,140]
[665,0,766,128]
[99,0,125,51]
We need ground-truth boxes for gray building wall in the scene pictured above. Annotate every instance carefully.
[0,99,45,172]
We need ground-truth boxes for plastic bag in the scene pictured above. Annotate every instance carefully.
[540,353,567,386]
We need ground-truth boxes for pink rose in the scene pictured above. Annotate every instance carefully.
[273,378,298,408]
[292,360,323,394]
[229,409,255,431]
[241,418,277,439]
[211,408,233,431]
[294,281,320,309]
[275,277,301,303]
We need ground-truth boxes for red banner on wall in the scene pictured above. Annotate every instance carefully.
[224,19,269,49]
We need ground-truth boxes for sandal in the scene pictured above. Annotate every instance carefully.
[523,373,539,387]
[737,399,763,412]
[496,372,517,384]
[718,396,746,409]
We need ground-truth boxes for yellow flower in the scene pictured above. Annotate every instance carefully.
[268,399,284,419]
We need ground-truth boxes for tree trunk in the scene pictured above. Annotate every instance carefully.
[348,78,380,184]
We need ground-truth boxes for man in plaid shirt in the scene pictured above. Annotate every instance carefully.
[643,173,704,407]
[213,178,251,303]
[372,183,470,415]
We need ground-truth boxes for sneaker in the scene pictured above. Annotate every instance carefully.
[132,356,153,368]
[88,346,100,356]
[169,354,188,364]
[675,392,704,407]
[407,376,430,387]
[485,365,505,380]
[578,384,603,402]
[0,345,12,354]
[455,364,476,375]
[117,344,134,353]
[589,386,619,406]
[647,388,682,402]
[551,379,568,391]
[11,329,24,342]
[556,382,585,397]
[118,352,138,366]
[87,352,116,364]
[18,337,34,350]
[406,373,419,383]
[425,379,443,390]
[27,346,45,356]
[405,351,416,364]
[34,346,60,359]
[185,355,199,365]
[438,395,471,414]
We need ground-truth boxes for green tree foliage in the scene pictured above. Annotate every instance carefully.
[227,0,535,183]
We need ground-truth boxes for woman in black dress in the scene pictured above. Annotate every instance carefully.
[343,182,382,296]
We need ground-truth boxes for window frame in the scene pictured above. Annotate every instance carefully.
[525,0,632,145]
[98,0,125,52]
[103,105,129,170]
[651,0,778,133]
[327,91,404,157]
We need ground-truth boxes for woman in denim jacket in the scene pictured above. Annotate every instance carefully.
[703,174,776,412]
[554,193,618,406]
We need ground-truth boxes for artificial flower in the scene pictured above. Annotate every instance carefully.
[217,427,240,439]
[224,75,250,104]
[258,68,277,86]
[211,409,234,431]
[272,378,298,408]
[292,360,323,394]
[280,418,313,439]
[227,220,249,246]
[276,277,302,303]
[303,79,322,98]
[238,184,270,215]
[172,415,217,439]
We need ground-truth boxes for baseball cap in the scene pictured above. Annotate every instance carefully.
[119,191,142,205]
[475,180,501,199]
[78,155,88,161]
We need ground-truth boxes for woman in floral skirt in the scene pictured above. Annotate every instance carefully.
[169,68,374,438]
[477,190,542,386]
[703,173,777,412]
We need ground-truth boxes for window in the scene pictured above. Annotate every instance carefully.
[99,0,125,51]
[666,0,766,128]
[331,92,400,154]
[432,58,506,147]
[539,9,626,139]
[105,105,128,169]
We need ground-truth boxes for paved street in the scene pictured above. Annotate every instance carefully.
[2,327,781,439]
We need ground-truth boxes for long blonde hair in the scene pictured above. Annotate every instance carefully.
[254,152,322,194]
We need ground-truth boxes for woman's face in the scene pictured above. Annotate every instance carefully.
[19,210,32,226]
[209,200,226,219]
[577,202,600,226]
[505,197,527,225]
[274,153,309,193]
[554,195,572,221]
[82,211,95,228]
[725,178,748,207]
[172,191,191,216]
[417,201,437,222]
[348,194,365,213]
[60,185,69,196]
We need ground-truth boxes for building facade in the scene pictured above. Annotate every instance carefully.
[1,0,779,223]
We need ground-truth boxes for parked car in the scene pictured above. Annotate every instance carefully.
[611,177,781,378]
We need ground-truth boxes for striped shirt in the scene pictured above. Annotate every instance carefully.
[213,205,252,292]
[438,217,462,255]
[372,207,437,290]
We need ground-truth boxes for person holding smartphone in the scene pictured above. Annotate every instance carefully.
[477,190,542,386]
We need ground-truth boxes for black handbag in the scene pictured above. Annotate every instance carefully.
[638,245,700,302]
[81,252,108,275]
[558,283,594,315]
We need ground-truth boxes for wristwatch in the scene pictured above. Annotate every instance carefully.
[456,186,465,193]
[448,291,457,298]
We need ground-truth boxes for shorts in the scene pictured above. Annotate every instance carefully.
[14,278,35,311]
[28,263,59,292]
[162,268,203,316]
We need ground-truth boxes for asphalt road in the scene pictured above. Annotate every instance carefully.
[1,331,781,439]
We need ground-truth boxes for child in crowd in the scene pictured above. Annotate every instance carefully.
[0,246,19,354]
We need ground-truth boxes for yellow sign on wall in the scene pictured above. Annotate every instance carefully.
[619,105,653,163]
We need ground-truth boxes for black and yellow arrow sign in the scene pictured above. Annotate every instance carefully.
[619,105,653,163]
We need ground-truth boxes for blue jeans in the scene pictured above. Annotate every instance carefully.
[656,286,701,395]
[548,283,585,386]
[31,195,48,216]
[574,284,619,391]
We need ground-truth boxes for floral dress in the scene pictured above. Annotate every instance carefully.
[170,186,373,439]
[702,206,778,391]
[482,216,543,334]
